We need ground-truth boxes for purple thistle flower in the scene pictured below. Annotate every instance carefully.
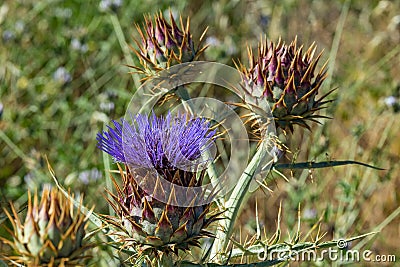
[97,113,216,173]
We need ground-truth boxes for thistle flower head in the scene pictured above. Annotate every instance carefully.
[1,187,91,266]
[236,37,333,132]
[133,11,208,77]
[98,113,220,258]
[96,112,216,181]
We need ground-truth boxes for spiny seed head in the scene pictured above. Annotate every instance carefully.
[132,11,208,78]
[236,36,334,133]
[1,187,91,267]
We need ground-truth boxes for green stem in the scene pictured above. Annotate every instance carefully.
[210,146,267,261]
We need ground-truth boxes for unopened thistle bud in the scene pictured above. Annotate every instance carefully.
[236,37,334,133]
[133,11,208,78]
[1,187,91,267]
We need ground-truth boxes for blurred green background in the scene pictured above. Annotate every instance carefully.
[1,0,399,265]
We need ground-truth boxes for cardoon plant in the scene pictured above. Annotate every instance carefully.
[97,113,221,261]
[0,9,385,267]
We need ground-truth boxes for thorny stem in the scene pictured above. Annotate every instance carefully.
[210,146,268,261]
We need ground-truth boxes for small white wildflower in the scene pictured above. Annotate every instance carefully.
[15,20,25,33]
[71,38,81,50]
[384,96,397,107]
[80,43,88,53]
[2,30,14,41]
[99,0,111,12]
[71,38,88,53]
[53,67,72,84]
[78,168,102,184]
[100,101,115,112]
[303,208,317,220]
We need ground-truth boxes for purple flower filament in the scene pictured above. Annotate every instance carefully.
[97,112,216,176]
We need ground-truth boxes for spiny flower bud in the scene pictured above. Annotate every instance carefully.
[133,11,208,78]
[236,37,334,133]
[1,187,91,267]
